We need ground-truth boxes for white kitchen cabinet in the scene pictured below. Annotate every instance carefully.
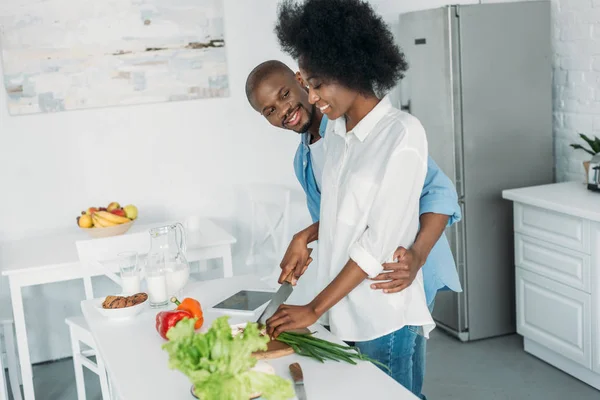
[516,268,591,367]
[592,223,600,374]
[503,182,600,390]
[515,234,590,292]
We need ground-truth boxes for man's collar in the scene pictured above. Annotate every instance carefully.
[302,114,329,146]
[332,95,392,142]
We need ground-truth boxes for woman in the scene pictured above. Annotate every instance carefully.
[266,0,434,394]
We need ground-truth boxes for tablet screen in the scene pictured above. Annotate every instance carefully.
[211,290,273,312]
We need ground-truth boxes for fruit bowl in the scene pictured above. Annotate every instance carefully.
[82,220,135,239]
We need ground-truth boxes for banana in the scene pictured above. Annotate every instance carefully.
[92,214,109,227]
[92,213,118,227]
[95,211,131,225]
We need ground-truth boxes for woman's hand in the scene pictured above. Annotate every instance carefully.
[279,222,319,285]
[266,304,319,338]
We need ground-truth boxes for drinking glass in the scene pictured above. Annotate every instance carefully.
[145,253,169,308]
[117,251,140,295]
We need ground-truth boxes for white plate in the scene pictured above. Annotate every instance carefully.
[95,296,148,320]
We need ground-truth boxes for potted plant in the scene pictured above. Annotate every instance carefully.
[570,133,600,176]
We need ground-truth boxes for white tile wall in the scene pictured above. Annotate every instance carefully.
[553,0,600,182]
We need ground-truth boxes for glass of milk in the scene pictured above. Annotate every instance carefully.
[145,253,169,308]
[118,251,141,295]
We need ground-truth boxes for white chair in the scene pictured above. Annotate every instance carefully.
[67,232,151,400]
[243,184,291,281]
[0,310,22,400]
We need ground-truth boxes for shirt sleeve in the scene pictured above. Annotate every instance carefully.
[420,156,461,226]
[349,148,428,278]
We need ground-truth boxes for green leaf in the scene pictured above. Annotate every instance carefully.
[162,316,292,400]
[570,144,596,156]
[246,370,295,400]
[165,317,196,341]
[578,134,600,154]
[593,137,600,153]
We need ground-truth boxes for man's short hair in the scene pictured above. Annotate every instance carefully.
[245,60,295,107]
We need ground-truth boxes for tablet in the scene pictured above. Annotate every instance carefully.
[211,290,273,314]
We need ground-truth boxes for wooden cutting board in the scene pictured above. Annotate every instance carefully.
[252,328,310,360]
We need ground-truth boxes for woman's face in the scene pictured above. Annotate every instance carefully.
[299,67,358,121]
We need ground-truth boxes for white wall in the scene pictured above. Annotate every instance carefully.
[0,0,570,363]
[550,0,600,182]
[0,0,310,363]
[0,0,304,244]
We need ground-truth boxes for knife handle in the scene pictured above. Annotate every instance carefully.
[289,362,304,383]
[283,270,295,284]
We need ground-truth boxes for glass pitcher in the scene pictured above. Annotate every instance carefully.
[145,223,190,307]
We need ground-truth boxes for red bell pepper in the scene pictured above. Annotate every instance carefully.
[155,309,192,340]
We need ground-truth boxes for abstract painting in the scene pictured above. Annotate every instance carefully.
[0,0,229,115]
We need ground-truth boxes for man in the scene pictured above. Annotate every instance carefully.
[245,60,461,398]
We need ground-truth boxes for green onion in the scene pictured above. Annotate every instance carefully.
[277,331,390,372]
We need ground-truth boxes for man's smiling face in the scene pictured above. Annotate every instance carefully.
[251,71,315,134]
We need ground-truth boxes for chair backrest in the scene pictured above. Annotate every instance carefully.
[76,231,151,299]
[244,184,291,272]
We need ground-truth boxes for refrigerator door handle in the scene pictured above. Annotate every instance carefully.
[453,200,468,331]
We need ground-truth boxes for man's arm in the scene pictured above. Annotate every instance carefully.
[370,213,448,293]
[371,156,459,294]
[412,213,450,265]
[278,222,319,284]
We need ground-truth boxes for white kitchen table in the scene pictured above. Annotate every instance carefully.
[81,275,419,400]
[0,218,236,400]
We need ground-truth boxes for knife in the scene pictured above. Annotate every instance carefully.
[289,362,307,400]
[256,249,313,326]
[256,272,294,326]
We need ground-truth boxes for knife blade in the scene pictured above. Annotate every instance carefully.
[256,280,293,325]
[256,248,313,326]
[289,362,307,400]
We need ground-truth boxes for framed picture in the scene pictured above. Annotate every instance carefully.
[0,0,229,115]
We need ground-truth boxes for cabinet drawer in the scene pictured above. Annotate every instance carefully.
[515,234,590,292]
[516,268,591,368]
[514,203,589,253]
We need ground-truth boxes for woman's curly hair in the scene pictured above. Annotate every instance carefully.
[275,0,408,96]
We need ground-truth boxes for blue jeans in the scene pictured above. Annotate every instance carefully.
[353,301,435,400]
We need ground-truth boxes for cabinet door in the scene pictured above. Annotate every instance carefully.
[592,223,600,374]
[516,268,591,368]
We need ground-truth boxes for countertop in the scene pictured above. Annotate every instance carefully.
[502,181,600,222]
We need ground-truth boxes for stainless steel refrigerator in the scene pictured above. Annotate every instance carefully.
[391,1,553,341]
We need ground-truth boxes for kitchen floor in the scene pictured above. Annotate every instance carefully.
[423,330,598,400]
[4,329,598,400]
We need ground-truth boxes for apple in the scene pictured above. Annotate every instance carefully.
[111,208,127,218]
[86,207,99,215]
[78,214,93,228]
[123,204,138,220]
[107,202,120,212]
